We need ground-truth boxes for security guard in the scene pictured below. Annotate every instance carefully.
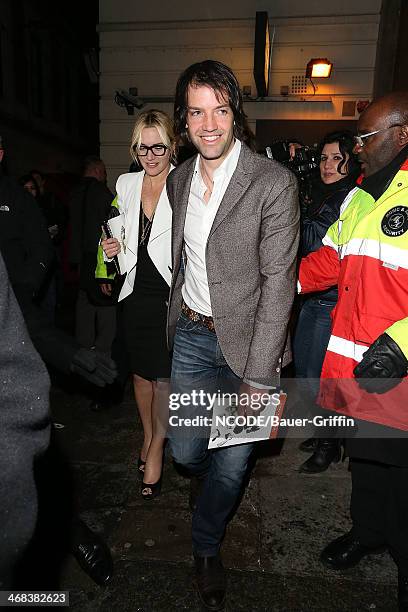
[299,92,408,611]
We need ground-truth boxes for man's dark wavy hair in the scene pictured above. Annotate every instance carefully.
[174,60,255,150]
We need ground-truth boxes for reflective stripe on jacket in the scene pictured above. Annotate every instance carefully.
[299,160,408,430]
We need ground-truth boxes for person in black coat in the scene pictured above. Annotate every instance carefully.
[293,131,360,473]
[0,143,115,387]
[0,151,55,299]
[69,156,117,356]
[0,252,50,588]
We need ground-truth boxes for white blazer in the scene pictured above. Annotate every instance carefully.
[115,168,173,302]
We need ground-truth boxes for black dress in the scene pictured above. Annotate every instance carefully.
[120,206,171,380]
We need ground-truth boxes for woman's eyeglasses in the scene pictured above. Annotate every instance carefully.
[135,144,168,156]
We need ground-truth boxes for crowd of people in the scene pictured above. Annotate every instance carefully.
[1,60,407,611]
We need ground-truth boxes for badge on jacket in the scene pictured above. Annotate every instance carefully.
[0,204,10,212]
[381,206,408,237]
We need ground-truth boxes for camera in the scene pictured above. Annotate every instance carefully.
[265,141,319,210]
[114,90,145,115]
[265,141,319,181]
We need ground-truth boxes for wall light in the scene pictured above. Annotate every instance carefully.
[305,58,333,79]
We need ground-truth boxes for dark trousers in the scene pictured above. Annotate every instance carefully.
[293,296,335,386]
[293,296,337,437]
[351,458,408,574]
[75,289,116,354]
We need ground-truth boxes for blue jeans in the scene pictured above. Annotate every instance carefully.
[168,313,254,557]
[293,297,335,387]
[293,297,336,433]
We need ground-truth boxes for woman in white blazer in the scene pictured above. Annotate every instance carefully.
[102,110,175,499]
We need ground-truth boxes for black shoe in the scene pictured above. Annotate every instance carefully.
[320,531,385,570]
[399,573,408,611]
[299,437,318,453]
[299,439,341,473]
[141,476,162,500]
[189,476,205,512]
[71,519,113,586]
[194,554,226,611]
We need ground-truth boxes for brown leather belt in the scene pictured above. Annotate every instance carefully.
[181,301,215,333]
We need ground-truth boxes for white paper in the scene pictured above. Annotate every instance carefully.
[107,214,126,274]
[208,393,286,449]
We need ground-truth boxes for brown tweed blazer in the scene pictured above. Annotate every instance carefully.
[166,142,300,386]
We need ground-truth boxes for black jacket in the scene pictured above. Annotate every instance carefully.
[37,191,67,246]
[12,282,78,374]
[0,174,55,295]
[0,173,78,373]
[68,177,114,305]
[300,176,356,303]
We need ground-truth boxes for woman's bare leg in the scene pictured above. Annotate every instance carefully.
[143,380,169,485]
[132,374,154,468]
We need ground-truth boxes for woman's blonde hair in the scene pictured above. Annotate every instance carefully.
[130,109,176,164]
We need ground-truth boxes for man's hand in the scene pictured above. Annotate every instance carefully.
[48,224,59,239]
[70,348,117,387]
[237,382,265,418]
[100,283,112,296]
[101,237,121,259]
[233,382,273,434]
[354,333,408,394]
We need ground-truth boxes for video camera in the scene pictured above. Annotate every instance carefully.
[265,141,319,208]
[265,141,319,180]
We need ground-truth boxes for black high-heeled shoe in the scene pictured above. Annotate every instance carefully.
[141,476,162,500]
[137,456,146,478]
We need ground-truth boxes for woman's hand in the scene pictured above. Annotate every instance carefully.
[102,237,121,259]
[100,283,112,296]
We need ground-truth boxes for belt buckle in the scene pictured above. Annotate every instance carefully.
[182,302,215,332]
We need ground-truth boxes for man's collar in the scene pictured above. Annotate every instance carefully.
[359,144,408,200]
[213,138,241,180]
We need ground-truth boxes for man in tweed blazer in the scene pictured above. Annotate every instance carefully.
[166,60,299,610]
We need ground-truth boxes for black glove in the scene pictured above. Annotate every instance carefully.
[353,333,408,394]
[70,348,117,387]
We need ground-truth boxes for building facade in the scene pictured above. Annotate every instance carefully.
[98,0,398,187]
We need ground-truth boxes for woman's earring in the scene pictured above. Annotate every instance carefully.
[185,124,188,128]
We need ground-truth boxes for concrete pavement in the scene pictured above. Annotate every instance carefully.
[50,383,397,611]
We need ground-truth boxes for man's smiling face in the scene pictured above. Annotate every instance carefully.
[186,84,235,166]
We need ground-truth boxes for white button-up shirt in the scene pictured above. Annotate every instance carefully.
[182,139,241,316]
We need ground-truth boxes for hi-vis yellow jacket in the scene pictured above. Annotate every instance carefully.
[95,196,118,282]
[299,159,408,431]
